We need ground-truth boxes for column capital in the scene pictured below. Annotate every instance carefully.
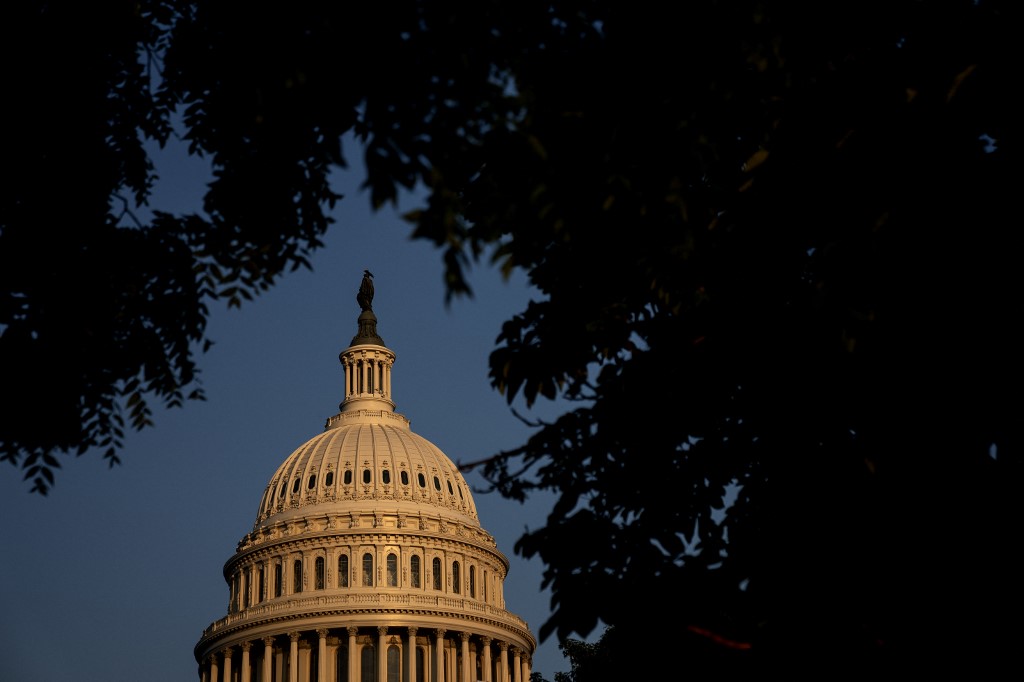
[347,626,359,637]
[378,625,388,636]
[262,636,275,647]
[222,647,233,657]
[497,641,509,652]
[407,626,418,637]
[480,636,492,647]
[435,628,447,639]
[317,628,330,638]
[241,641,253,652]
[459,631,471,643]
[288,631,301,643]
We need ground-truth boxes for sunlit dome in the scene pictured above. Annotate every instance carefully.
[195,274,535,682]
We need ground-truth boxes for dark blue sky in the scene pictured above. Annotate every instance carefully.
[0,137,574,681]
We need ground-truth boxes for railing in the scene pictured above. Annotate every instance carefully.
[201,592,530,637]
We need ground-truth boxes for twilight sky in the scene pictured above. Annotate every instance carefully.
[0,136,575,681]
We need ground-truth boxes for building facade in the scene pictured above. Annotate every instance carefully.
[195,285,536,682]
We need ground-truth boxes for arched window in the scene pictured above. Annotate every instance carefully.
[258,566,265,603]
[274,563,282,598]
[400,471,409,486]
[325,470,334,487]
[432,557,442,590]
[452,561,461,594]
[417,473,426,488]
[362,553,374,587]
[292,478,300,494]
[382,470,391,485]
[416,647,426,682]
[410,555,421,589]
[433,476,441,491]
[242,570,249,608]
[308,474,317,490]
[315,556,325,590]
[387,645,401,682]
[344,470,353,485]
[386,553,398,587]
[469,565,476,598]
[293,559,303,593]
[338,554,349,587]
[360,645,375,682]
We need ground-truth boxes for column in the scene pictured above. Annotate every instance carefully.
[434,629,446,682]
[348,627,359,682]
[209,655,219,682]
[378,626,388,682]
[521,655,530,682]
[241,641,252,682]
[262,637,275,682]
[510,648,521,682]
[289,632,300,682]
[479,637,492,682]
[318,629,329,682]
[497,642,508,682]
[459,633,471,682]
[407,627,418,682]
[222,648,233,682]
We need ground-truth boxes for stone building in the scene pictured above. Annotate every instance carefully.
[195,282,536,681]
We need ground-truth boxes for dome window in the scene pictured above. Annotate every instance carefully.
[315,557,325,590]
[307,474,316,490]
[362,553,374,586]
[452,561,461,594]
[446,480,454,495]
[433,476,441,491]
[417,473,426,488]
[386,553,398,587]
[325,471,334,487]
[293,559,303,594]
[291,478,300,494]
[362,469,371,484]
[338,554,349,587]
[382,469,391,485]
[432,557,442,590]
[410,555,421,588]
[279,482,286,499]
[344,470,352,485]
[457,485,463,499]
[400,471,409,486]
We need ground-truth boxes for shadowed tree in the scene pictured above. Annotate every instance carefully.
[2,1,1020,675]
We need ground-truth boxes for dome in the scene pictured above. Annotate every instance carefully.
[195,276,535,682]
[251,413,482,534]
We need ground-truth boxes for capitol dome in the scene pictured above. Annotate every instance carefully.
[195,276,536,682]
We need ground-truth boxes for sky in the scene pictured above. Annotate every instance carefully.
[0,136,577,681]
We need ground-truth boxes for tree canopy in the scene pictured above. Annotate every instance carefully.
[3,1,1020,674]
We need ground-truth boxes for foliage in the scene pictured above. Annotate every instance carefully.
[3,0,1021,673]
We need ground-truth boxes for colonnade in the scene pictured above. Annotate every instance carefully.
[200,626,531,682]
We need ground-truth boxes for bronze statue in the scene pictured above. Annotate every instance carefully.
[357,270,374,311]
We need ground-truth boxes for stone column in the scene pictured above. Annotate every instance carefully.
[318,629,329,682]
[240,641,252,682]
[378,626,388,682]
[497,642,509,682]
[288,632,300,682]
[510,648,521,682]
[222,648,233,682]
[407,627,418,682]
[262,637,275,682]
[348,627,359,682]
[434,629,446,682]
[459,633,471,682]
[209,655,219,682]
[521,655,530,682]
[479,637,492,682]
